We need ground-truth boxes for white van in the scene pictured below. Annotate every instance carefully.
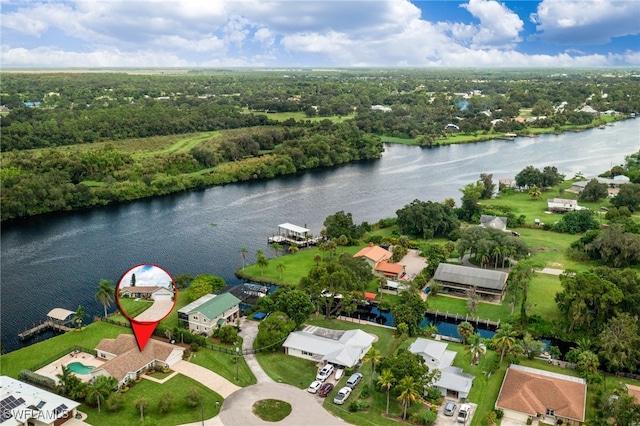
[457,404,471,423]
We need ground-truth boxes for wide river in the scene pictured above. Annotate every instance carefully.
[2,120,639,353]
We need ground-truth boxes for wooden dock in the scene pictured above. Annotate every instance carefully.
[425,309,500,329]
[19,320,74,340]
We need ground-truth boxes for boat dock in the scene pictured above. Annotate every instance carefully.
[19,320,74,340]
[267,222,320,247]
[18,307,76,340]
[426,309,500,329]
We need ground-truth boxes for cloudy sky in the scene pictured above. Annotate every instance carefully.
[1,0,639,68]
[119,264,174,289]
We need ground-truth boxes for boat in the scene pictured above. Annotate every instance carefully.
[334,368,344,381]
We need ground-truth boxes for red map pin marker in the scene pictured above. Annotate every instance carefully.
[116,264,177,351]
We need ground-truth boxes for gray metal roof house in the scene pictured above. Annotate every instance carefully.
[433,263,509,302]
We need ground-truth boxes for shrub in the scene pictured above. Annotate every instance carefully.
[218,325,238,344]
[495,409,504,419]
[348,399,369,412]
[360,384,370,399]
[106,392,126,412]
[158,392,174,414]
[190,343,200,352]
[411,409,437,426]
[185,388,203,408]
[424,386,441,403]
[182,349,191,360]
[18,370,56,391]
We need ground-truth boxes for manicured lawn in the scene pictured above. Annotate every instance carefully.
[189,347,257,387]
[117,298,154,318]
[109,287,193,330]
[240,246,362,285]
[252,399,292,422]
[240,108,354,123]
[0,322,129,378]
[515,227,593,271]
[255,350,318,388]
[81,374,222,426]
[426,294,513,323]
[527,274,563,322]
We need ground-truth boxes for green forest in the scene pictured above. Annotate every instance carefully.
[2,69,639,220]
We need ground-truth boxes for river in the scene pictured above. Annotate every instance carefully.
[2,119,639,353]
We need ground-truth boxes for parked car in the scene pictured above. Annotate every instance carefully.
[318,382,334,397]
[316,364,335,382]
[457,404,471,423]
[307,380,322,394]
[346,372,363,388]
[333,386,352,405]
[444,401,457,416]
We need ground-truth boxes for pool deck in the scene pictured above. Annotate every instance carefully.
[35,351,105,384]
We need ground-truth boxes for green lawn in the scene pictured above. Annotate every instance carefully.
[527,274,563,322]
[117,298,154,318]
[241,108,355,123]
[426,294,513,323]
[81,374,222,426]
[109,287,193,330]
[189,347,257,388]
[0,322,129,378]
[239,246,362,285]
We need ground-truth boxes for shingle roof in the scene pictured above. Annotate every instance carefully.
[190,292,240,320]
[433,263,508,291]
[496,365,586,422]
[94,335,183,382]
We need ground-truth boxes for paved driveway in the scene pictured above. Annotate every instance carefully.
[134,300,174,321]
[172,360,241,398]
[400,249,427,280]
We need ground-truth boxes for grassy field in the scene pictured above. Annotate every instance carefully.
[117,298,154,318]
[81,374,222,426]
[240,108,355,123]
[426,294,512,323]
[239,245,362,285]
[0,322,129,378]
[189,346,257,388]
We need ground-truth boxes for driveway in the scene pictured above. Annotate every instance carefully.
[436,400,477,426]
[400,249,427,280]
[134,300,174,321]
[172,360,241,398]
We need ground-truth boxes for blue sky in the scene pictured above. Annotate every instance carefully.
[119,264,174,289]
[1,0,639,67]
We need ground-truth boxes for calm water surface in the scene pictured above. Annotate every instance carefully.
[2,120,639,353]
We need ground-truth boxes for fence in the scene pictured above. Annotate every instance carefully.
[29,345,97,372]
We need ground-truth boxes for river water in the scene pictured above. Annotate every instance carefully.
[2,120,639,353]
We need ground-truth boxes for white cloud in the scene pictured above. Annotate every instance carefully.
[532,0,640,44]
[461,0,524,48]
[0,0,638,67]
[119,265,173,289]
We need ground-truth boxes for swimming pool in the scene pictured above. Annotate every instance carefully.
[66,362,94,375]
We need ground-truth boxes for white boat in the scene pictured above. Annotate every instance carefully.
[334,368,344,381]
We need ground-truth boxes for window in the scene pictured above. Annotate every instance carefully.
[203,319,207,323]
[545,409,555,417]
[192,315,198,321]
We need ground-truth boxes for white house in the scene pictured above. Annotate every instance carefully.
[119,286,174,301]
[92,335,184,389]
[0,376,80,426]
[283,325,374,368]
[408,338,475,399]
[181,293,241,336]
[546,198,583,213]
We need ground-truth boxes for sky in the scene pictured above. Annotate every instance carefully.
[119,264,174,289]
[1,0,639,68]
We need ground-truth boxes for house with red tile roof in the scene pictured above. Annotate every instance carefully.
[92,335,184,389]
[496,365,586,426]
[354,244,405,280]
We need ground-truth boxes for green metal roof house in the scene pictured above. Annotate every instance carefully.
[182,293,241,336]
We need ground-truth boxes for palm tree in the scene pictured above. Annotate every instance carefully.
[56,365,75,396]
[337,234,348,253]
[421,323,439,338]
[396,376,420,420]
[493,323,517,365]
[363,347,382,387]
[135,398,148,421]
[239,246,248,269]
[256,254,269,276]
[483,410,498,426]
[276,262,286,279]
[270,242,282,257]
[287,243,299,255]
[313,254,322,266]
[528,185,542,200]
[94,279,115,318]
[492,246,503,269]
[377,368,395,416]
[467,333,486,366]
[457,321,474,345]
[86,376,116,413]
[72,305,88,328]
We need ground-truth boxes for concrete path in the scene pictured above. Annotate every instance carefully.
[172,360,241,398]
[538,267,564,275]
[238,318,273,384]
[134,300,174,321]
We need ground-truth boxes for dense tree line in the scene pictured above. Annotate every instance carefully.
[0,122,383,220]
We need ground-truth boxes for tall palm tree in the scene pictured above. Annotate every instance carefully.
[421,323,439,338]
[377,368,395,416]
[287,243,299,255]
[239,246,248,269]
[72,305,88,328]
[276,262,286,279]
[467,333,486,366]
[86,376,116,413]
[528,185,542,200]
[256,254,269,276]
[313,254,322,266]
[94,279,115,318]
[493,323,517,365]
[363,347,382,387]
[337,235,349,253]
[270,242,282,257]
[396,376,420,420]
